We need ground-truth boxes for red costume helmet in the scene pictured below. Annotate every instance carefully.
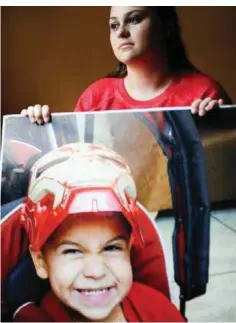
[21,143,145,251]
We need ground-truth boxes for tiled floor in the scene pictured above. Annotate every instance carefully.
[155,208,236,322]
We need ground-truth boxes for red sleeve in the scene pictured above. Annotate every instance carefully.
[174,72,233,107]
[124,282,185,322]
[73,78,117,112]
[74,86,94,112]
[74,81,102,112]
[131,208,170,299]
[151,290,186,322]
[1,207,29,318]
[184,72,234,128]
[200,78,232,104]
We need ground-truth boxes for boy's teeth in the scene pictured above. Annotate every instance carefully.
[82,289,107,296]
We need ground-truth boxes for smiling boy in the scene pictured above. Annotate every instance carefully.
[12,143,184,322]
[30,213,133,322]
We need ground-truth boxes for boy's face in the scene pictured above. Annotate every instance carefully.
[30,213,133,321]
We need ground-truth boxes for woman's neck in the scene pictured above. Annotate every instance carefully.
[124,58,172,101]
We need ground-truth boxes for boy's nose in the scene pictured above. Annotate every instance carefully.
[83,254,106,279]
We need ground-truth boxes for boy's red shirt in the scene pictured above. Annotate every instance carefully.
[13,282,185,322]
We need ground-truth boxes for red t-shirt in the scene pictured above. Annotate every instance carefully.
[74,72,231,112]
[13,282,185,322]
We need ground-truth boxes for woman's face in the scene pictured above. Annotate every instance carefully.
[30,213,133,322]
[109,6,161,65]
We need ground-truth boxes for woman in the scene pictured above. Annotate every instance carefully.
[21,6,231,124]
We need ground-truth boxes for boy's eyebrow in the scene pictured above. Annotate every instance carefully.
[57,235,129,248]
[57,240,81,247]
[106,235,128,244]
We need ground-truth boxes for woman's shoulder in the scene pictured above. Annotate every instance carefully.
[178,70,220,89]
[174,70,231,103]
[74,77,121,112]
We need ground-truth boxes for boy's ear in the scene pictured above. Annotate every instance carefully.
[29,246,49,280]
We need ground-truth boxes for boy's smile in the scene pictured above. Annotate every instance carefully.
[30,212,133,322]
[72,285,117,307]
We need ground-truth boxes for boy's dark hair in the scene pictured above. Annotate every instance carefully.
[108,7,196,78]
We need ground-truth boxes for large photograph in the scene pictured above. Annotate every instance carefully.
[1,110,236,323]
[2,110,185,322]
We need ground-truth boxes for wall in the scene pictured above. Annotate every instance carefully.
[1,6,236,116]
[178,6,236,103]
[1,7,115,114]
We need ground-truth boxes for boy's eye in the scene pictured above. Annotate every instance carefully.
[104,245,123,252]
[62,249,82,255]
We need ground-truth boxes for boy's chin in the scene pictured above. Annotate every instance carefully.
[74,305,118,322]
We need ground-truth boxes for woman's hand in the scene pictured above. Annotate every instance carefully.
[191,98,223,117]
[20,104,51,124]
